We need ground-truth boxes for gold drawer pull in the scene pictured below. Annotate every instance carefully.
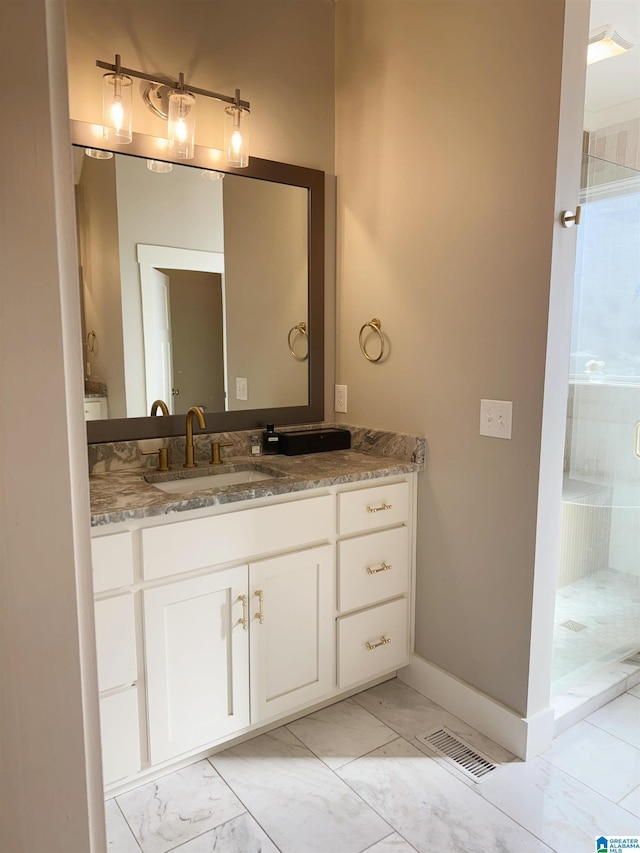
[366,562,392,575]
[366,635,391,651]
[237,594,248,629]
[254,589,264,624]
[367,502,392,514]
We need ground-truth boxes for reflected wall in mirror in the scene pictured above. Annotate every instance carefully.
[71,121,324,443]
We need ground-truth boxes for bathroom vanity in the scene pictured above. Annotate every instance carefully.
[89,434,422,793]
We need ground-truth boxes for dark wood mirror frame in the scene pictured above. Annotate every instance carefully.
[71,121,324,443]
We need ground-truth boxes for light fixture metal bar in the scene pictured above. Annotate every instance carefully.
[96,58,250,110]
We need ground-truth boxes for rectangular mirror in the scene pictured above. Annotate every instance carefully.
[71,121,324,442]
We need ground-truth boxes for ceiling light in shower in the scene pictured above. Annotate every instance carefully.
[587,24,636,65]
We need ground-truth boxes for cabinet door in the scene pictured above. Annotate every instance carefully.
[144,565,249,764]
[250,545,334,723]
[99,688,141,786]
[94,593,137,693]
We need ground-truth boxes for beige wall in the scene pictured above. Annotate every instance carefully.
[65,0,336,419]
[335,0,580,716]
[76,156,126,416]
[0,2,104,850]
[66,0,335,173]
[223,176,308,411]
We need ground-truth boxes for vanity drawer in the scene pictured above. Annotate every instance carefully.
[91,531,134,592]
[338,527,409,613]
[141,494,334,580]
[100,688,141,786]
[94,593,137,693]
[338,481,409,536]
[337,597,409,689]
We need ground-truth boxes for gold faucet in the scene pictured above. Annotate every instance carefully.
[150,399,169,416]
[211,441,233,465]
[184,406,206,468]
[141,446,170,471]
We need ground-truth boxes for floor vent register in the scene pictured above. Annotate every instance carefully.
[416,727,500,782]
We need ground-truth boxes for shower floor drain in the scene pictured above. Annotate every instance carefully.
[416,727,500,782]
[561,620,588,632]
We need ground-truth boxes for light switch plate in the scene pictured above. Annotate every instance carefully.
[335,384,347,413]
[479,399,512,439]
[236,377,248,401]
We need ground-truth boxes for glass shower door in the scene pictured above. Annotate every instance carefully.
[552,154,640,696]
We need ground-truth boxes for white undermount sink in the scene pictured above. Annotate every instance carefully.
[148,469,276,494]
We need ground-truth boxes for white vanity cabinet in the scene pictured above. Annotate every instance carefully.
[143,544,334,765]
[144,565,250,764]
[336,480,412,689]
[249,545,334,723]
[91,531,142,787]
[90,473,416,792]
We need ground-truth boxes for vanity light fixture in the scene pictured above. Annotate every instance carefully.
[96,55,251,166]
[167,75,196,159]
[587,24,636,65]
[224,92,251,168]
[201,169,224,180]
[102,55,133,143]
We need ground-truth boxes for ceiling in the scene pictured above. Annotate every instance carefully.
[585,0,640,129]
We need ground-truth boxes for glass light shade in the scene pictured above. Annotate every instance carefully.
[201,169,224,180]
[85,148,113,160]
[168,90,196,159]
[102,73,133,144]
[224,106,250,168]
[147,159,173,173]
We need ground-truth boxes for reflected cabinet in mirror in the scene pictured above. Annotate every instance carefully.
[71,121,324,443]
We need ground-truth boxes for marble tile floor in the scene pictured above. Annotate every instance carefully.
[106,678,640,853]
[552,568,640,696]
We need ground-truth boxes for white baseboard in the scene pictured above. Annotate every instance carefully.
[398,654,554,760]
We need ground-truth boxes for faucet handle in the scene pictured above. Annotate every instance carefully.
[210,441,233,465]
[141,447,170,471]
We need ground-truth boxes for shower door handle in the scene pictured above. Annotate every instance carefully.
[560,206,582,228]
[634,421,640,460]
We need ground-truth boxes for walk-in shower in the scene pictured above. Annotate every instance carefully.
[552,153,640,696]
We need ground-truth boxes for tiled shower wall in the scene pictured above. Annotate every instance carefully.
[565,382,640,577]
[586,118,640,171]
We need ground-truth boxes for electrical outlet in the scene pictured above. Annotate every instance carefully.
[236,377,248,401]
[335,384,347,413]
[479,399,513,439]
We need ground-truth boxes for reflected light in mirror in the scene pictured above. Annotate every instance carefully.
[147,159,173,173]
[85,148,113,160]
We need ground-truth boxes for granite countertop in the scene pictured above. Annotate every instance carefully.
[90,449,422,527]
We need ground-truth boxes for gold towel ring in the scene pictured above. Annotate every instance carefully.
[288,322,308,361]
[359,318,385,363]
